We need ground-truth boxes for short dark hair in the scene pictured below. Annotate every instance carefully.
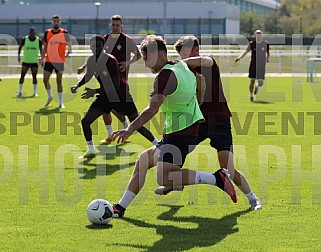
[110,15,123,24]
[90,35,105,45]
[140,35,167,55]
[174,36,199,53]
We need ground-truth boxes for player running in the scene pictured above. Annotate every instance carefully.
[71,35,158,158]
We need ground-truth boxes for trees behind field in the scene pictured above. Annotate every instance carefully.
[240,0,321,36]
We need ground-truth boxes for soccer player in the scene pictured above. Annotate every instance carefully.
[155,35,262,211]
[70,35,157,158]
[235,29,270,102]
[17,27,43,97]
[78,15,140,142]
[43,15,72,108]
[111,35,237,218]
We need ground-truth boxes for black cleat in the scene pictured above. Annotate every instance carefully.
[112,204,126,218]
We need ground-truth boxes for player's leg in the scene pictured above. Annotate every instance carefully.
[212,119,261,210]
[112,109,128,128]
[43,63,54,106]
[249,78,256,101]
[17,64,29,97]
[56,66,64,108]
[81,106,104,158]
[101,113,114,142]
[161,133,237,202]
[30,65,38,97]
[113,146,159,218]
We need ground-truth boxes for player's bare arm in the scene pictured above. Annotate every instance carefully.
[235,45,251,62]
[182,56,213,67]
[112,93,165,143]
[119,44,142,72]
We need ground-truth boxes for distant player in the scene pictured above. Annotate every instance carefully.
[43,15,72,108]
[235,29,270,102]
[71,35,157,158]
[17,27,43,97]
[78,15,141,142]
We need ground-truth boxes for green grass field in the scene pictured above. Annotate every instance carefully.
[1,76,321,251]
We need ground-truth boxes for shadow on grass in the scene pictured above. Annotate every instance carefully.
[252,100,274,104]
[35,107,65,115]
[86,223,113,230]
[66,144,138,179]
[114,205,251,251]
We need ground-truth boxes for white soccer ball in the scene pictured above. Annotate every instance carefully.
[86,199,114,225]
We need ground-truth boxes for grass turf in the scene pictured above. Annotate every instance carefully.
[0,76,321,251]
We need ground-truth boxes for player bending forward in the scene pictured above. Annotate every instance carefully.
[112,35,237,218]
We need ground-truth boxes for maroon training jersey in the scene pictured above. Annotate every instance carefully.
[103,32,138,80]
[194,57,231,124]
[87,53,128,99]
[249,40,269,68]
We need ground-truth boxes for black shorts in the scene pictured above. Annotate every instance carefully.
[89,93,138,116]
[198,119,233,152]
[22,62,38,68]
[156,135,198,167]
[249,63,266,80]
[44,62,64,73]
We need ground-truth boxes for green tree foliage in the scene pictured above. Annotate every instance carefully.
[240,0,321,36]
[240,12,264,36]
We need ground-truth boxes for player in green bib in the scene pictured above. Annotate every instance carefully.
[17,27,43,97]
[111,35,237,218]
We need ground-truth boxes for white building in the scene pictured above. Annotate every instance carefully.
[0,0,279,38]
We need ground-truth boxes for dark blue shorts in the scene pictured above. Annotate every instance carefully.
[157,135,198,167]
[198,119,233,152]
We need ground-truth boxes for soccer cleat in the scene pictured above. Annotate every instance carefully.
[249,199,262,211]
[100,137,113,143]
[112,204,126,218]
[59,103,65,109]
[154,186,184,195]
[79,151,96,159]
[254,84,259,95]
[16,92,22,97]
[250,96,254,102]
[44,96,54,107]
[32,93,39,97]
[214,168,238,203]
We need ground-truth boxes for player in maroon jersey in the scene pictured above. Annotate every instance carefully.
[77,15,143,143]
[235,30,270,102]
[71,35,157,158]
[154,35,262,211]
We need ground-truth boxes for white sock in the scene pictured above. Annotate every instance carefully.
[152,138,159,146]
[58,92,63,105]
[250,92,253,98]
[118,190,136,209]
[33,84,37,94]
[194,171,216,185]
[123,120,129,128]
[246,191,258,201]
[18,83,23,93]
[47,88,52,97]
[105,124,113,137]
[86,140,95,153]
